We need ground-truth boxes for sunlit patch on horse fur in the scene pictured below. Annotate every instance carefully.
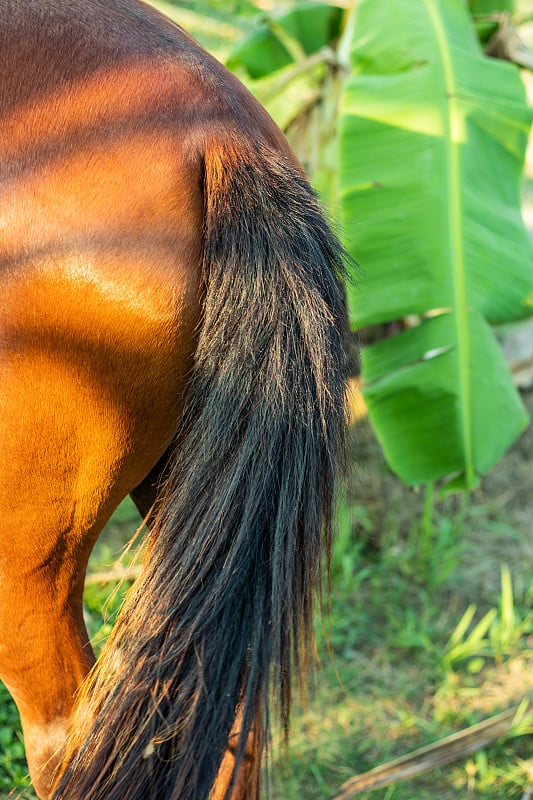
[52,138,348,800]
[0,2,350,798]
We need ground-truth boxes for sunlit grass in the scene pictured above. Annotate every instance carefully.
[2,473,533,800]
[269,498,533,799]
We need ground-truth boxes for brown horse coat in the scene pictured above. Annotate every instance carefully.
[0,2,348,798]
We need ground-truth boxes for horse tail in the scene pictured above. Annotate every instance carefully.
[52,136,348,800]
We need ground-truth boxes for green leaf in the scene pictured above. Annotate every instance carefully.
[468,1,515,49]
[234,54,328,132]
[448,604,477,647]
[339,0,533,488]
[226,3,343,79]
[362,310,528,487]
[442,605,498,669]
[469,0,514,15]
[148,2,246,60]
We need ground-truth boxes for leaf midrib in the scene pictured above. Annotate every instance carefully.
[421,0,474,487]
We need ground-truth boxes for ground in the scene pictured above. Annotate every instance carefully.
[2,390,532,799]
[1,26,532,800]
[268,390,533,800]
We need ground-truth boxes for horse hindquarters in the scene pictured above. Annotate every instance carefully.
[0,133,204,796]
[1,3,348,798]
[52,137,348,800]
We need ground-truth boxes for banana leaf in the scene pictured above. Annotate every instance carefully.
[226,2,343,79]
[339,0,533,490]
[469,0,514,15]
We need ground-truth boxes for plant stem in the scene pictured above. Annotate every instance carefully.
[419,481,435,569]
[337,0,358,71]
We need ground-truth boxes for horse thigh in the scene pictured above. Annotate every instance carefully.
[0,364,147,797]
[130,446,173,520]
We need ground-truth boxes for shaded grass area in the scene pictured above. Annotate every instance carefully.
[0,690,31,798]
[269,395,533,799]
[1,395,532,799]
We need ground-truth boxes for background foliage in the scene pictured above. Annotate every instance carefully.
[147,0,533,493]
[1,2,532,799]
[225,0,533,493]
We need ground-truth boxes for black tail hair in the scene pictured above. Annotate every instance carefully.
[52,137,348,800]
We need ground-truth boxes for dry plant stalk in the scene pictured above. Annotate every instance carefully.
[330,702,528,799]
[85,565,142,586]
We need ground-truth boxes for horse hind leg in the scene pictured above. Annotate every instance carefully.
[0,498,96,798]
[0,359,165,798]
[0,576,93,799]
[209,709,263,800]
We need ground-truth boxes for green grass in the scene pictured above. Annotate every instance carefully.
[267,484,533,799]
[0,684,32,797]
[2,476,532,800]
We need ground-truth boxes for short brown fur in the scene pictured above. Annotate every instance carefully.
[0,2,348,798]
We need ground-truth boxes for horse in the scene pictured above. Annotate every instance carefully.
[0,1,349,798]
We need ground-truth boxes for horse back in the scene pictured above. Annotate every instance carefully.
[0,0,294,425]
